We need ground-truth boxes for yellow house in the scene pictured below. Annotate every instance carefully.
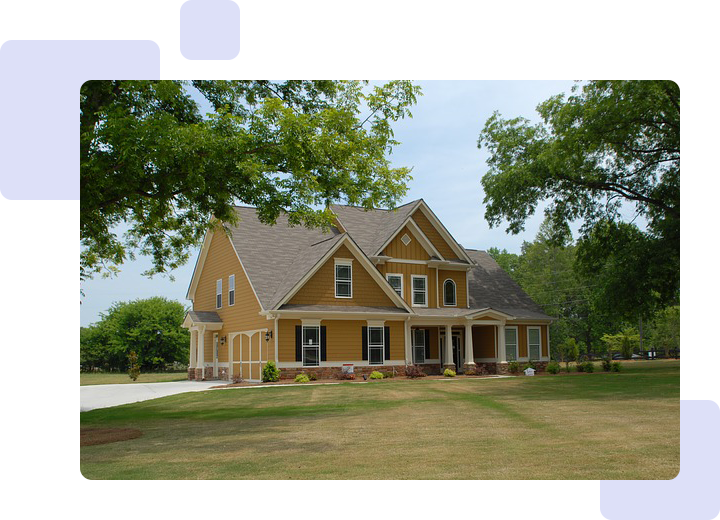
[182,199,553,382]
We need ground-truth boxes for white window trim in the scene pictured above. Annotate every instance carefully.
[505,326,519,361]
[216,279,222,309]
[400,233,412,246]
[411,274,428,308]
[386,273,403,299]
[443,278,457,307]
[302,325,321,367]
[228,274,235,306]
[527,326,542,360]
[368,326,385,365]
[334,259,353,299]
[412,328,426,364]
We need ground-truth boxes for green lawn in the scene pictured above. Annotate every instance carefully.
[80,372,187,386]
[80,360,679,479]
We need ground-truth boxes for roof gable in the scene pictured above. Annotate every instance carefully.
[410,202,473,263]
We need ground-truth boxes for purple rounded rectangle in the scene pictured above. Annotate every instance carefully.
[180,0,240,60]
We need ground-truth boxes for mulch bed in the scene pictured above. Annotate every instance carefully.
[210,374,500,388]
[81,428,143,446]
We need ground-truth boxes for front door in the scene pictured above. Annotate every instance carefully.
[452,334,462,370]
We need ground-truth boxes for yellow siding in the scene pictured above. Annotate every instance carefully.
[438,269,467,308]
[288,245,397,307]
[411,208,459,260]
[381,225,430,260]
[278,318,405,362]
[194,230,271,364]
[384,262,436,308]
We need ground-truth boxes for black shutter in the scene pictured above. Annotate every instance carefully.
[321,326,327,361]
[361,326,368,360]
[424,329,431,359]
[384,326,391,360]
[295,325,302,362]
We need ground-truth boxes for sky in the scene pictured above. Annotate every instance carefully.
[80,80,579,327]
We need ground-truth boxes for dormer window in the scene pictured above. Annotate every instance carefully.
[401,233,412,246]
[443,279,457,306]
[335,259,353,298]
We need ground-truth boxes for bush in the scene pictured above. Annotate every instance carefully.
[564,364,571,373]
[308,372,318,381]
[294,373,310,383]
[465,366,486,376]
[612,361,623,372]
[583,361,595,373]
[601,358,612,372]
[405,365,427,378]
[547,361,560,374]
[382,371,394,379]
[524,359,537,370]
[369,371,384,379]
[443,368,456,377]
[576,362,585,372]
[262,361,280,382]
[336,371,355,380]
[232,373,244,384]
[508,361,520,374]
[127,351,140,381]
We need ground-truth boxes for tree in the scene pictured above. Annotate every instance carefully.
[649,305,680,357]
[478,81,679,321]
[557,337,580,371]
[601,327,640,360]
[81,80,421,282]
[80,297,189,371]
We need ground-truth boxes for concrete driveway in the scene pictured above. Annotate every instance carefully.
[80,380,222,412]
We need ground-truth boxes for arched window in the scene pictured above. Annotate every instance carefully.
[443,279,456,306]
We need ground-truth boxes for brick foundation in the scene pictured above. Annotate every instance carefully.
[187,368,195,380]
[279,363,446,380]
[217,366,229,381]
[193,368,204,380]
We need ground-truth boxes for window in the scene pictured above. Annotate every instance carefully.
[505,327,518,361]
[335,260,352,298]
[228,274,235,306]
[368,326,384,365]
[528,327,541,360]
[386,274,403,298]
[443,279,456,306]
[412,328,426,364]
[401,233,412,246]
[302,326,320,367]
[411,275,427,307]
[216,279,222,309]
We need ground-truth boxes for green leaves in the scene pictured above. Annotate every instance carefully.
[81,80,421,282]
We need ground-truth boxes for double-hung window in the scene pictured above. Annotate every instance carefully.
[335,260,352,298]
[386,274,403,298]
[368,326,384,365]
[412,328,426,364]
[411,275,427,307]
[302,326,320,367]
[228,274,235,306]
[528,327,541,360]
[505,327,518,361]
[216,279,222,309]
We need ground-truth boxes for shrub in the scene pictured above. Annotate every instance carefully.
[336,371,355,380]
[232,373,244,384]
[294,373,310,383]
[443,368,456,377]
[127,351,141,381]
[546,361,560,374]
[382,371,394,379]
[583,361,595,373]
[308,372,318,381]
[564,364,571,373]
[576,362,585,372]
[405,365,427,378]
[369,371,384,379]
[508,361,520,374]
[262,361,280,382]
[524,359,537,370]
[465,366,485,376]
[601,358,612,372]
[612,361,622,372]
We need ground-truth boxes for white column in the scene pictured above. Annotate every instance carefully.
[228,333,234,381]
[444,324,454,367]
[189,329,197,369]
[464,322,475,367]
[197,326,206,378]
[404,320,413,364]
[497,323,507,363]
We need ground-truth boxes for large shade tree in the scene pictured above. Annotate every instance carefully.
[81,80,421,282]
[478,80,679,321]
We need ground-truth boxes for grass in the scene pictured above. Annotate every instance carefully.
[80,372,187,386]
[80,360,679,479]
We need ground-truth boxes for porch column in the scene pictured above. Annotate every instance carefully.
[497,322,507,363]
[444,324,455,369]
[189,329,197,369]
[227,333,233,382]
[464,322,475,368]
[404,320,413,364]
[197,326,206,379]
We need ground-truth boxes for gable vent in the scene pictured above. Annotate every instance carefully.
[401,233,412,246]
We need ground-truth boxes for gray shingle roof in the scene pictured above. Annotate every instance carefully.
[187,310,223,323]
[466,250,552,320]
[329,200,421,256]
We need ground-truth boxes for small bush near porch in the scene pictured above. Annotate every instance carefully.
[80,360,679,479]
